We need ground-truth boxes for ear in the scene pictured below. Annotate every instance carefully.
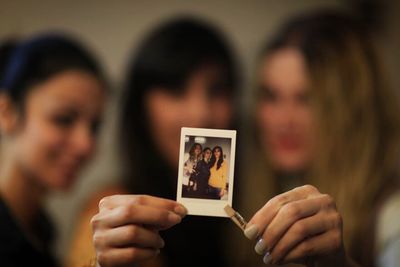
[0,93,19,135]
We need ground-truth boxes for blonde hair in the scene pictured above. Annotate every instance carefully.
[242,11,400,263]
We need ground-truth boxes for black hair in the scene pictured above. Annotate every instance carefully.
[203,147,211,153]
[0,33,106,108]
[119,17,238,196]
[210,145,224,170]
[0,39,18,83]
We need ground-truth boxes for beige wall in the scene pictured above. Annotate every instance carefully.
[2,0,399,262]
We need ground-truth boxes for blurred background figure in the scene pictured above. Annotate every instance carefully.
[0,34,106,266]
[235,10,400,267]
[67,17,239,267]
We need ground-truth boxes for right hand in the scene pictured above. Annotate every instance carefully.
[91,194,187,267]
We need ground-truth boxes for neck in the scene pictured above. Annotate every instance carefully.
[0,156,46,232]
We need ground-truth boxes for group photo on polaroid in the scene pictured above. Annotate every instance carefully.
[177,127,236,217]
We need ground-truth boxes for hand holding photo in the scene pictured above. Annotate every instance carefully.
[177,127,236,217]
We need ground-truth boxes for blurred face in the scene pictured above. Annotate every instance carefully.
[146,67,233,168]
[12,70,105,190]
[194,145,202,156]
[257,48,315,172]
[203,149,212,161]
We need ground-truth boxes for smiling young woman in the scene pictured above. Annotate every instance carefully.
[0,34,107,266]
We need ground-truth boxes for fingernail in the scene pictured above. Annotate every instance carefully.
[263,251,272,264]
[174,205,188,217]
[255,238,268,255]
[244,224,259,240]
[160,238,165,248]
[168,212,182,223]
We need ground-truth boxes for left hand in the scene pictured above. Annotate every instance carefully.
[219,189,225,197]
[244,185,350,266]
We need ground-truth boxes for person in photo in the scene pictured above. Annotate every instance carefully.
[208,146,228,199]
[182,142,202,197]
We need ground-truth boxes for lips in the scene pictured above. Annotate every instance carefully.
[274,136,303,151]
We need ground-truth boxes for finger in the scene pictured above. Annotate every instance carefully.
[97,247,159,267]
[94,225,164,249]
[247,185,319,239]
[99,195,187,217]
[92,205,182,230]
[277,229,343,265]
[269,211,336,263]
[259,196,329,254]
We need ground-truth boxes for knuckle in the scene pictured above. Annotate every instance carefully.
[332,212,343,229]
[134,195,146,205]
[331,230,343,251]
[99,196,110,209]
[96,251,109,267]
[92,232,105,248]
[90,214,101,230]
[302,184,318,193]
[321,194,335,207]
[267,194,289,211]
[119,206,132,222]
[282,203,301,219]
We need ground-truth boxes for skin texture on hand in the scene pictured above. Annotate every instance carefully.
[244,185,359,267]
[91,194,187,267]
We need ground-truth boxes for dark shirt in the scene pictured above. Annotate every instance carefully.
[0,196,57,267]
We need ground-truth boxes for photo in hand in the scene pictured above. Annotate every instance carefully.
[177,127,236,217]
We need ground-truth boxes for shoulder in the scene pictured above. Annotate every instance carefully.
[376,190,400,252]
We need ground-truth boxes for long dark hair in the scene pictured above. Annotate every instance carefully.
[210,146,224,170]
[1,33,106,109]
[119,17,238,197]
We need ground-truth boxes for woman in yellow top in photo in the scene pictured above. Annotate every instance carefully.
[208,146,228,199]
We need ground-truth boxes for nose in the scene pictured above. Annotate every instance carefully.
[183,87,212,127]
[71,123,96,161]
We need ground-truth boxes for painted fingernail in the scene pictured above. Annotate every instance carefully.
[263,251,272,264]
[244,224,259,240]
[255,238,268,255]
[174,205,188,217]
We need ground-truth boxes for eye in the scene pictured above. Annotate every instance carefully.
[259,85,278,102]
[90,118,102,137]
[52,113,76,128]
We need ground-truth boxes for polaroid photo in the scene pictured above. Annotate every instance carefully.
[176,127,236,217]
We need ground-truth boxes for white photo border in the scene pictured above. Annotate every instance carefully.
[176,127,236,217]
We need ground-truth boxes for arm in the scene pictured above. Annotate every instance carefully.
[219,162,228,197]
[243,185,360,267]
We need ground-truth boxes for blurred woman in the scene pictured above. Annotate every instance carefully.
[0,34,107,266]
[68,17,238,267]
[237,11,400,267]
[208,146,228,199]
